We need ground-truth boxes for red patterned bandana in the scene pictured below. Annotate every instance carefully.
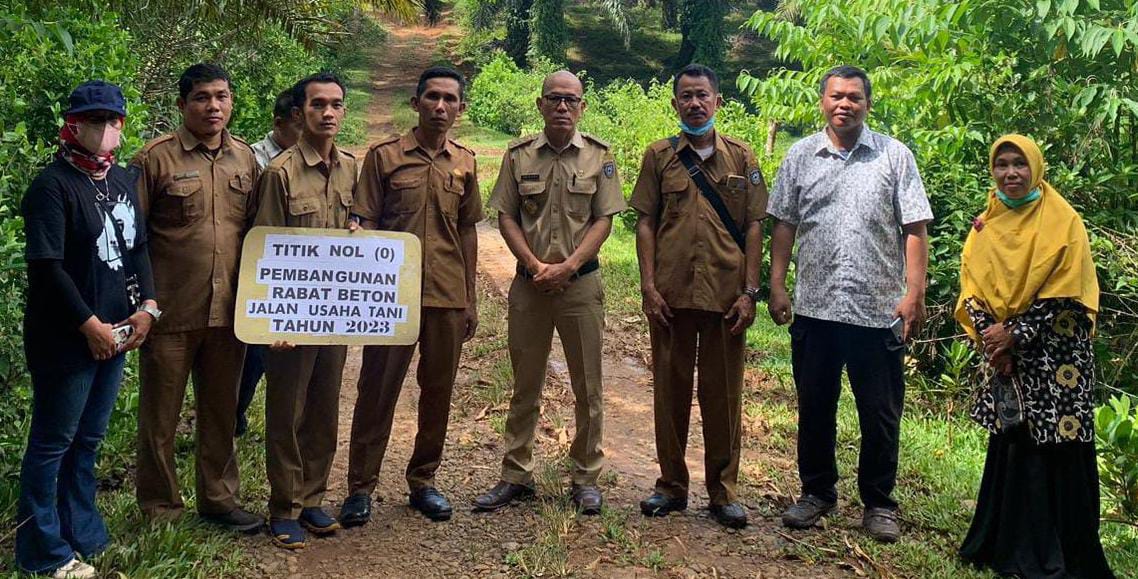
[58,113,116,179]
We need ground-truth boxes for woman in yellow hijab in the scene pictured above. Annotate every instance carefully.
[956,135,1113,578]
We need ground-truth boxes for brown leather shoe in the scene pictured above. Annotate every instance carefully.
[570,485,603,515]
[472,481,535,512]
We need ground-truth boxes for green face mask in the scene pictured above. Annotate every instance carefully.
[996,187,1041,208]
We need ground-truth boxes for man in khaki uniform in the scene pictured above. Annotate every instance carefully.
[339,67,481,525]
[473,70,625,515]
[253,73,358,549]
[131,63,261,532]
[630,64,767,529]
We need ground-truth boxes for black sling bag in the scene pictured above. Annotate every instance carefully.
[667,136,746,251]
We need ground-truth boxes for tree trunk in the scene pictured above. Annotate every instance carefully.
[662,0,680,30]
[505,0,534,67]
[676,0,727,69]
[765,120,779,155]
[531,0,567,62]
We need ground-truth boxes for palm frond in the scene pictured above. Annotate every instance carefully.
[593,0,630,48]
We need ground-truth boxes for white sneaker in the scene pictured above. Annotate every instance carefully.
[51,557,97,579]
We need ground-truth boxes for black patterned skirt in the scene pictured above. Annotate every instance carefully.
[959,424,1115,578]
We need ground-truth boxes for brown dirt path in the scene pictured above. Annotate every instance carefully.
[241,13,854,579]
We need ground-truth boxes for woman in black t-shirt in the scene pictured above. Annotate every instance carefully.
[15,81,158,578]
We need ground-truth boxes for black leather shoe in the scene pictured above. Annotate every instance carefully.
[472,481,535,512]
[410,487,453,521]
[710,502,748,529]
[570,485,603,515]
[862,507,900,543]
[339,493,372,528]
[200,508,264,534]
[781,494,836,529]
[639,493,688,517]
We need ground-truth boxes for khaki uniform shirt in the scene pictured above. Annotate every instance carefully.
[254,139,358,230]
[489,131,626,263]
[629,133,768,313]
[353,131,483,309]
[131,126,260,334]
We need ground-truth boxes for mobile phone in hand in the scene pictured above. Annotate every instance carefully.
[112,324,134,348]
[890,317,905,344]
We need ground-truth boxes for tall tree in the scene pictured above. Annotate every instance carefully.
[531,0,568,62]
[504,0,534,66]
[676,0,728,69]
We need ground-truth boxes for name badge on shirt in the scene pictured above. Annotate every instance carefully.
[727,174,747,191]
[174,170,201,181]
[521,174,541,182]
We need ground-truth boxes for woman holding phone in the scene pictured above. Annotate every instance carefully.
[16,80,159,579]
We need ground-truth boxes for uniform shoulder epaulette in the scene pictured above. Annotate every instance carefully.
[265,147,296,172]
[229,134,255,153]
[582,133,610,149]
[137,133,177,154]
[448,138,476,156]
[507,134,539,150]
[720,134,752,150]
[339,148,357,160]
[648,137,676,154]
[368,135,401,152]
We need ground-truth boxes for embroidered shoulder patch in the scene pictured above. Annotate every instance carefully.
[749,168,762,185]
[603,161,615,178]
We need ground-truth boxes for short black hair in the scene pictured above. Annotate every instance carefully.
[178,63,231,100]
[416,66,466,100]
[819,65,872,101]
[272,89,294,121]
[672,64,719,95]
[291,72,346,108]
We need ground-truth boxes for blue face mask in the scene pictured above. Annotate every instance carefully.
[679,116,715,137]
[996,187,1041,208]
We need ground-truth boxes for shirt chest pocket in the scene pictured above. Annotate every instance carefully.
[566,176,596,218]
[287,195,322,227]
[227,173,253,220]
[661,175,688,217]
[389,175,425,215]
[160,178,204,227]
[518,181,547,218]
[438,175,464,218]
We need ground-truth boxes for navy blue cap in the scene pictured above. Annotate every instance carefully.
[64,80,127,117]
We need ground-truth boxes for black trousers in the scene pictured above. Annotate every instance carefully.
[790,315,905,510]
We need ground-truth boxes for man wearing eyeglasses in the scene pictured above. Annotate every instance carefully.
[473,70,625,515]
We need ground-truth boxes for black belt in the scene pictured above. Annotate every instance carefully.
[517,259,599,281]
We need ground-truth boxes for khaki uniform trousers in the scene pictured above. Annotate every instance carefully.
[265,345,346,519]
[501,272,605,486]
[649,309,744,505]
[347,307,466,494]
[137,327,244,517]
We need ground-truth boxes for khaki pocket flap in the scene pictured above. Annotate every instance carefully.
[288,196,320,216]
[168,180,202,197]
[519,181,546,196]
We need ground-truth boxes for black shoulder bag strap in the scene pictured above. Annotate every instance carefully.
[94,179,142,309]
[668,136,746,251]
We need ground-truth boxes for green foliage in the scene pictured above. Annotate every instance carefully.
[530,0,568,62]
[678,0,729,69]
[739,0,1138,393]
[1098,395,1138,520]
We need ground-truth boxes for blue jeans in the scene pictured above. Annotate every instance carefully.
[16,355,125,574]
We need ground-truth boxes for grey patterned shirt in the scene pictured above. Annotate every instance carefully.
[768,126,933,328]
[251,132,285,169]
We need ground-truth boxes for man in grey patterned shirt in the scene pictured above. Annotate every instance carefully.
[767,66,932,543]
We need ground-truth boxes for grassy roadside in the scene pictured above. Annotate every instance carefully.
[593,225,1138,576]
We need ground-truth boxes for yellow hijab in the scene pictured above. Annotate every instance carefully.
[955,134,1099,339]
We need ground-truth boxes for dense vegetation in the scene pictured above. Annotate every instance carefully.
[0,0,384,573]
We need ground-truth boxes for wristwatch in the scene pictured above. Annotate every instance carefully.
[139,303,163,321]
[743,287,762,303]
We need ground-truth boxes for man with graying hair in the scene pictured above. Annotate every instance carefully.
[473,70,626,515]
[768,65,932,543]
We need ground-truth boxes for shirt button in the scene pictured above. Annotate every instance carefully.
[215,219,221,225]
[215,249,222,255]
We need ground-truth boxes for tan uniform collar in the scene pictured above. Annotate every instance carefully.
[298,137,342,168]
[401,129,457,157]
[674,131,727,158]
[532,130,585,152]
[176,124,233,153]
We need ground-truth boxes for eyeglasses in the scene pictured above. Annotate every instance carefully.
[542,94,582,109]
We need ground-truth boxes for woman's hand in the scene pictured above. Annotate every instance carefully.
[981,323,1016,359]
[80,315,118,360]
